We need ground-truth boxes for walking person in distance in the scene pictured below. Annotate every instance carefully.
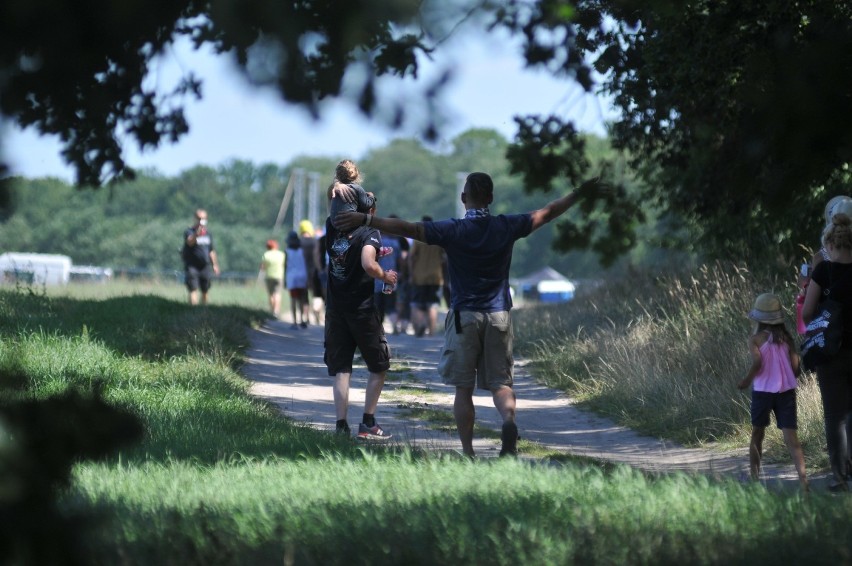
[259,239,286,318]
[285,230,310,329]
[182,208,220,305]
[408,216,445,337]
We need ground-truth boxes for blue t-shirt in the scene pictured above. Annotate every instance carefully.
[423,214,533,312]
[373,234,405,293]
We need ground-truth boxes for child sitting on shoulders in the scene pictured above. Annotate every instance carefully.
[328,159,375,220]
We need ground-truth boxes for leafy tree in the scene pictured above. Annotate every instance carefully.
[8,0,849,265]
[0,0,648,266]
[5,177,71,227]
[498,0,852,262]
[215,224,274,273]
[446,129,513,176]
[102,173,175,219]
[362,139,448,220]
[0,0,474,186]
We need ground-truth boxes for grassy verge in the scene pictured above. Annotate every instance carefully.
[72,458,852,565]
[2,281,851,564]
[513,263,827,469]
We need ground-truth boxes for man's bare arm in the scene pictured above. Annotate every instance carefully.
[529,191,580,232]
[528,177,611,232]
[361,245,398,286]
[335,212,427,242]
[209,250,220,275]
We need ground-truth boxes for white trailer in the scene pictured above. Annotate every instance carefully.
[0,252,72,286]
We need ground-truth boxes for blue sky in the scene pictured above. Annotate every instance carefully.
[2,29,615,182]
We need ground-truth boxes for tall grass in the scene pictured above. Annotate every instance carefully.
[513,263,826,467]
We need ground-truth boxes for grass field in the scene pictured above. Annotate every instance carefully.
[2,275,851,565]
[48,277,274,309]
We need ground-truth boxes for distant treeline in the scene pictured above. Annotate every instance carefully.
[0,129,691,278]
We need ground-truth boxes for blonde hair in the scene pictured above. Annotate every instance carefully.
[822,212,852,251]
[335,160,361,184]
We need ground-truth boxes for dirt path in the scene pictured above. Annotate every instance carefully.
[244,318,824,490]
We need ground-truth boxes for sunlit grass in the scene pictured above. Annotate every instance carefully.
[70,456,849,565]
[47,277,280,311]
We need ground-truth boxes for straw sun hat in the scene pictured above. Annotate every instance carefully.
[748,293,785,325]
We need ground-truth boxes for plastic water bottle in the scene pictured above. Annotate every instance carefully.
[382,270,396,294]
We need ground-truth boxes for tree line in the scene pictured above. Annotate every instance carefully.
[0,128,687,279]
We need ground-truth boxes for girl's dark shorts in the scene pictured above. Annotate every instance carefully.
[324,307,390,376]
[751,388,798,429]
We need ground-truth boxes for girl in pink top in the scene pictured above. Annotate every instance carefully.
[738,293,808,490]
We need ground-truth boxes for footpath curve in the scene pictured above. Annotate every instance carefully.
[243,317,825,490]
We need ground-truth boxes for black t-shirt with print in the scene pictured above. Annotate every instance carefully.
[812,260,852,349]
[182,226,215,270]
[324,217,381,312]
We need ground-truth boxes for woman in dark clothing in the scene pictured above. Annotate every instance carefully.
[802,201,852,491]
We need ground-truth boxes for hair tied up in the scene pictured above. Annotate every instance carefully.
[832,213,852,228]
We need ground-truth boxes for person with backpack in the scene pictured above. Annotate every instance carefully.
[796,195,852,333]
[325,161,397,440]
[802,201,852,491]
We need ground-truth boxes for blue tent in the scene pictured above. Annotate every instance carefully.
[512,267,575,303]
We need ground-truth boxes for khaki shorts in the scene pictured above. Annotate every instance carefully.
[265,278,283,295]
[437,309,514,391]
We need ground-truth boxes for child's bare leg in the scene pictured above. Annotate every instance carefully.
[782,428,809,491]
[749,427,765,480]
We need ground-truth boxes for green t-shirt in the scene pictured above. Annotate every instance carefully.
[262,249,286,280]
